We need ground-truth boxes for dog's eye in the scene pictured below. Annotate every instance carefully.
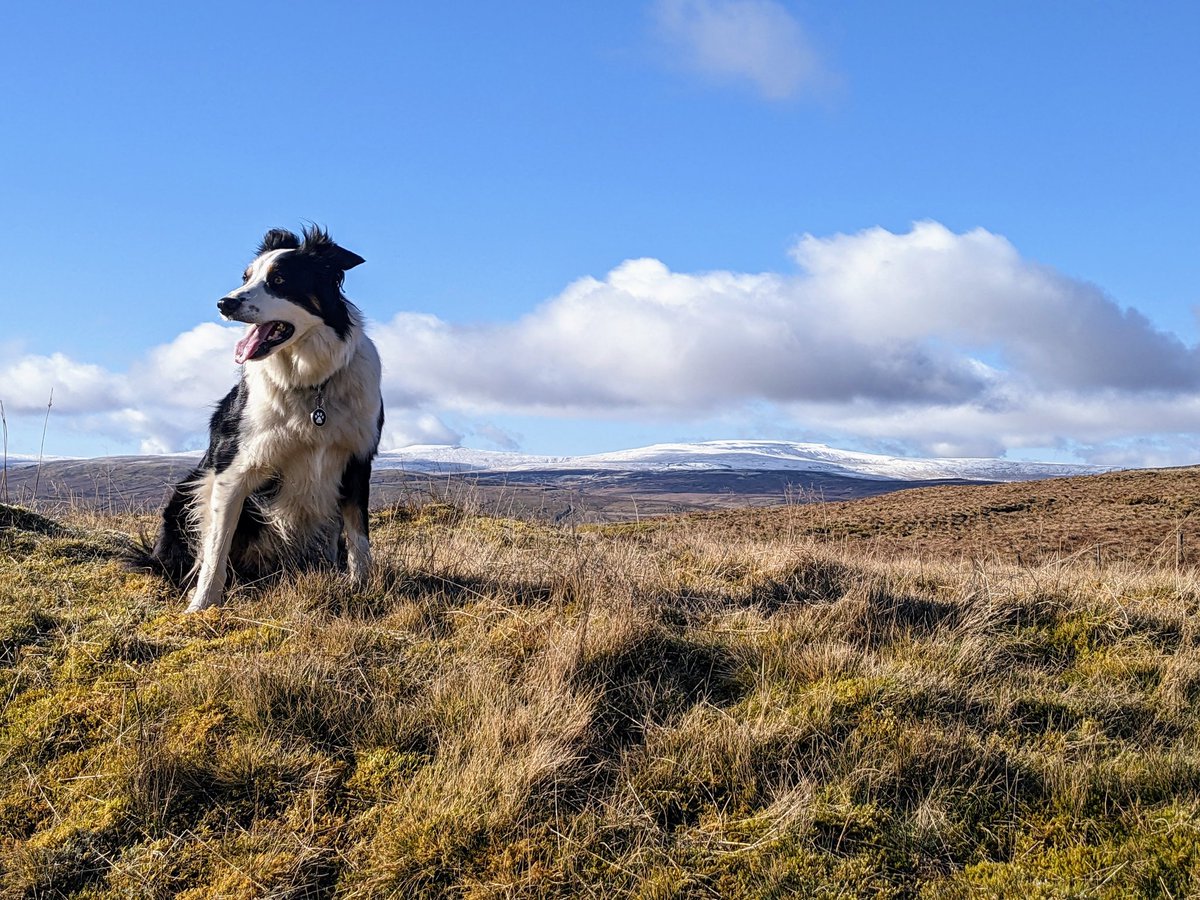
[272,275,285,286]
[241,271,250,284]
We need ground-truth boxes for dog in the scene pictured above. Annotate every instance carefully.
[135,226,383,611]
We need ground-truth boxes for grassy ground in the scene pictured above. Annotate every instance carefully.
[2,485,1200,898]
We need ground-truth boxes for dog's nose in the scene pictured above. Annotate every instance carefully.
[217,296,242,316]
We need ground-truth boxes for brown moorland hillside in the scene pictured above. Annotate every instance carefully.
[632,467,1200,568]
[0,455,1014,523]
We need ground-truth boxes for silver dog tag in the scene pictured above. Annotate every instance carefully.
[311,408,327,427]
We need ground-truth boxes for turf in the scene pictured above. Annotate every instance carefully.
[2,482,1199,898]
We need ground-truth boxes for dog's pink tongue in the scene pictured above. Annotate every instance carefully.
[234,325,268,364]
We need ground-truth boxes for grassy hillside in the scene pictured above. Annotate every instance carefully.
[652,467,1200,568]
[2,478,1200,897]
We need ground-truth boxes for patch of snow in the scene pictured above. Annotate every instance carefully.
[3,453,79,469]
[373,445,566,473]
[374,440,1114,482]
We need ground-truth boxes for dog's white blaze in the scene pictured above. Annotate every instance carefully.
[227,249,291,309]
[221,249,330,357]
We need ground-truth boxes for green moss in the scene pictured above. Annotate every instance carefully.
[3,802,126,897]
[0,601,57,664]
[346,747,428,803]
[675,832,900,900]
[928,806,1200,898]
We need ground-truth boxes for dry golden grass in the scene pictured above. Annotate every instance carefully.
[2,481,1200,897]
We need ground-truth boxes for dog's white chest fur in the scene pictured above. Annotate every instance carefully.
[184,322,382,611]
[239,334,381,535]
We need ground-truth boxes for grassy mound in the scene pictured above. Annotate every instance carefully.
[2,499,1199,897]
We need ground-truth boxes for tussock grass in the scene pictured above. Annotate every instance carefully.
[2,496,1200,897]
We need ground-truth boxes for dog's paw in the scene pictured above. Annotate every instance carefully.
[344,566,371,591]
[186,585,222,613]
[346,547,372,588]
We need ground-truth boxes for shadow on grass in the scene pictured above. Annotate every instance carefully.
[571,629,745,766]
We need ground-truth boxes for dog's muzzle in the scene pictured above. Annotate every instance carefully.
[217,296,244,317]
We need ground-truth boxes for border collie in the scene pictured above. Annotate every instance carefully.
[136,226,383,611]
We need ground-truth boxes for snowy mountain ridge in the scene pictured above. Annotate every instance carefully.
[373,440,1113,483]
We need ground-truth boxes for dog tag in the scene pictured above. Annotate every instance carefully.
[311,407,327,427]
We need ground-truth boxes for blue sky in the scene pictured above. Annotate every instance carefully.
[2,1,1198,465]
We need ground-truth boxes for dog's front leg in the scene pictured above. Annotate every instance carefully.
[187,473,251,612]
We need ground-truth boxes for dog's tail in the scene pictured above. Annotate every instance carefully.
[120,464,211,591]
[123,529,197,588]
[122,528,166,575]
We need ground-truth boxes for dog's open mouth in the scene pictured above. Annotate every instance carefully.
[234,321,295,364]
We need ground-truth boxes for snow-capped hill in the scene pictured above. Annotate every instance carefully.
[373,445,565,473]
[571,441,1109,481]
[374,440,1112,483]
[2,454,77,469]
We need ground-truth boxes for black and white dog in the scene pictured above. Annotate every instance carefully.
[139,226,383,611]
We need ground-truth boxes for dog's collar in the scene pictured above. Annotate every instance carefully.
[311,378,331,427]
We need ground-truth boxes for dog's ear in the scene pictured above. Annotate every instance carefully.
[327,245,365,271]
[257,228,301,255]
[300,225,365,271]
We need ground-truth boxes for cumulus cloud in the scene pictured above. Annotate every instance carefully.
[0,324,242,453]
[779,389,1200,462]
[470,423,524,451]
[368,221,1199,463]
[652,0,833,100]
[380,412,463,451]
[1,353,127,414]
[374,258,992,414]
[789,225,1199,392]
[130,323,243,411]
[374,221,1198,411]
[2,221,1197,466]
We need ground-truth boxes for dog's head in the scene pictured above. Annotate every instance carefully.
[218,226,365,364]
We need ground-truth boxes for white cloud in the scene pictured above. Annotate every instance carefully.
[131,323,242,411]
[0,353,127,414]
[653,0,832,100]
[369,221,1200,463]
[380,412,462,451]
[780,389,1200,462]
[2,221,1197,467]
[788,224,1199,392]
[470,423,524,451]
[373,221,1199,413]
[0,324,242,454]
